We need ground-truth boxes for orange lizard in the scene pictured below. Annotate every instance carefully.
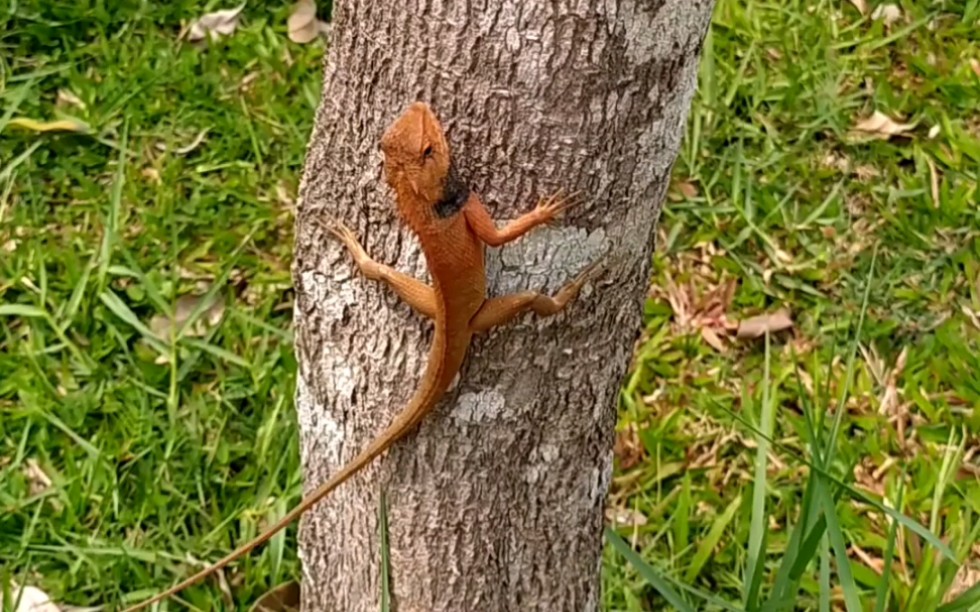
[123,101,598,611]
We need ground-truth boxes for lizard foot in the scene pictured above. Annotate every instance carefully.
[554,257,604,305]
[326,223,383,279]
[532,189,585,224]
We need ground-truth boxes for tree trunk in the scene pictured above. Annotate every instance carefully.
[292,1,713,610]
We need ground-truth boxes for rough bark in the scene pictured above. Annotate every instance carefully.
[291,1,713,610]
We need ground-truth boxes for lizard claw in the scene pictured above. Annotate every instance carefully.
[550,256,604,310]
[533,189,585,224]
[325,222,373,269]
[570,257,604,289]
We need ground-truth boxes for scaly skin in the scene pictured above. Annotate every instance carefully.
[123,101,599,611]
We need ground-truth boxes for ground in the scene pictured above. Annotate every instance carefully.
[1,1,978,610]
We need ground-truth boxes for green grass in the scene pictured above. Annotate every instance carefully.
[604,0,980,609]
[2,1,978,610]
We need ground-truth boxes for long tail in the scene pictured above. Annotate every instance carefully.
[123,362,448,611]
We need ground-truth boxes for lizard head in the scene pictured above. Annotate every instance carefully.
[380,102,468,226]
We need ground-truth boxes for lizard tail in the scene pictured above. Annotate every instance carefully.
[122,356,450,612]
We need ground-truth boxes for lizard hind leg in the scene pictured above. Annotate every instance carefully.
[468,260,601,332]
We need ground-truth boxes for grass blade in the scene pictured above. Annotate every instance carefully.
[0,304,47,317]
[816,478,863,612]
[825,246,876,469]
[97,120,127,293]
[745,333,774,609]
[181,337,249,369]
[605,527,694,612]
[379,489,391,612]
[874,479,904,612]
[98,290,167,353]
[710,398,957,562]
[685,494,741,583]
[936,579,980,612]
[819,532,830,612]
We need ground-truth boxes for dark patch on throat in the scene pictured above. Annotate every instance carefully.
[434,162,469,219]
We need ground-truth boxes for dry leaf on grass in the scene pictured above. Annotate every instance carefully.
[700,326,727,352]
[7,117,89,134]
[927,157,941,207]
[971,59,980,79]
[613,426,646,471]
[23,458,52,496]
[186,4,245,43]
[604,506,648,527]
[141,167,162,185]
[735,309,793,339]
[871,3,902,26]
[149,292,226,341]
[946,562,980,603]
[847,0,868,15]
[668,180,698,202]
[850,542,885,574]
[250,581,301,612]
[962,304,980,331]
[662,274,738,352]
[55,89,86,110]
[154,129,210,156]
[848,110,916,141]
[5,584,61,612]
[288,0,329,44]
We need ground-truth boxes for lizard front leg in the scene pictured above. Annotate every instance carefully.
[329,223,437,319]
[462,190,579,247]
[468,260,600,332]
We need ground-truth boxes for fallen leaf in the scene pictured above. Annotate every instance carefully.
[849,110,915,141]
[946,562,980,603]
[275,182,295,208]
[149,292,226,340]
[971,59,980,79]
[871,3,902,25]
[962,304,980,331]
[928,124,941,139]
[56,89,86,110]
[155,129,210,155]
[3,239,17,253]
[23,458,52,496]
[141,167,161,185]
[735,309,794,339]
[854,164,880,180]
[240,71,261,92]
[613,426,646,471]
[774,247,793,264]
[700,326,727,353]
[249,581,301,612]
[927,157,940,208]
[821,150,850,172]
[847,0,868,15]
[7,117,89,134]
[5,585,61,612]
[604,506,648,527]
[186,4,245,42]
[669,180,698,201]
[850,542,885,574]
[287,0,328,44]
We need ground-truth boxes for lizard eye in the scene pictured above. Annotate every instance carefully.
[422,144,433,159]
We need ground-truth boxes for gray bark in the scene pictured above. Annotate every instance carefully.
[291,1,714,610]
